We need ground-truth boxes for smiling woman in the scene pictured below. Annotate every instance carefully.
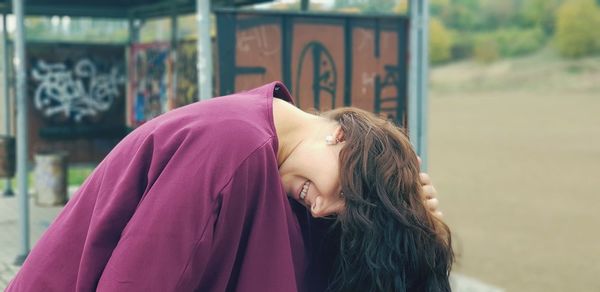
[274,96,454,291]
[6,81,451,292]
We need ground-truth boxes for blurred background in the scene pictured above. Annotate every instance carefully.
[426,0,600,291]
[1,0,599,291]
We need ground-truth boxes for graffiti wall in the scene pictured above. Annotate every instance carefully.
[129,42,173,126]
[175,40,199,108]
[27,43,127,163]
[216,11,409,125]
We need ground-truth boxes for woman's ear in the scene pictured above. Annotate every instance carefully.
[333,125,345,143]
[311,195,346,218]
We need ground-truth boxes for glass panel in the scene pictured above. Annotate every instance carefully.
[139,17,171,43]
[245,0,407,14]
[177,14,197,41]
[20,16,129,44]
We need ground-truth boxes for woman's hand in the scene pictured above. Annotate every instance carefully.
[420,172,443,219]
[418,158,443,219]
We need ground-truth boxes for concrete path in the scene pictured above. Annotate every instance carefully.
[0,188,71,289]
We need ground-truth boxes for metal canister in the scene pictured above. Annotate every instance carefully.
[0,135,15,178]
[34,151,68,206]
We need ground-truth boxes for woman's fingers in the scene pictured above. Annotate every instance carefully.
[425,198,439,212]
[419,172,432,186]
[419,170,443,218]
[421,184,437,200]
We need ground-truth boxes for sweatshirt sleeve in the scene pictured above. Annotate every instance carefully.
[6,128,164,291]
[190,140,308,292]
[6,124,221,292]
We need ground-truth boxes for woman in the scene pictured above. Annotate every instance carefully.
[7,81,452,292]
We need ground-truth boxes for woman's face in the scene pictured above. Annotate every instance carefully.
[279,137,346,218]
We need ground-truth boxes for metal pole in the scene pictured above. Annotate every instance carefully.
[408,0,419,150]
[301,0,310,11]
[127,17,141,126]
[171,11,178,107]
[196,0,213,100]
[407,0,429,171]
[2,14,14,197]
[418,0,430,172]
[13,0,30,265]
[126,18,132,126]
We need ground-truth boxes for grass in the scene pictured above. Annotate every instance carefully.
[0,164,96,191]
[68,165,96,185]
[430,46,600,94]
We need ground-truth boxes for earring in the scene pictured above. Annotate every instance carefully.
[325,135,338,145]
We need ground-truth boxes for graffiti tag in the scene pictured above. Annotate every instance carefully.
[32,59,124,123]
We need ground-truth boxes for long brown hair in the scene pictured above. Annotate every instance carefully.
[322,108,454,292]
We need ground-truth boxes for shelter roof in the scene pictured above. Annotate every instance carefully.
[0,0,271,18]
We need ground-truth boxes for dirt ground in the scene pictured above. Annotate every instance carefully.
[428,52,600,292]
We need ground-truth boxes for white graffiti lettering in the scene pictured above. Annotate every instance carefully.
[237,26,280,56]
[32,59,124,123]
[361,71,376,95]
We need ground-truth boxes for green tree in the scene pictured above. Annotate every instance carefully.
[394,0,408,14]
[334,0,397,14]
[430,0,450,17]
[494,27,546,57]
[473,36,499,63]
[555,0,600,57]
[478,0,521,30]
[429,17,453,64]
[519,0,564,33]
[444,0,480,30]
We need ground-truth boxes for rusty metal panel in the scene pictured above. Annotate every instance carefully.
[216,11,409,125]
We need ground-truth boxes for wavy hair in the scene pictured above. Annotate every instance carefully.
[322,108,454,292]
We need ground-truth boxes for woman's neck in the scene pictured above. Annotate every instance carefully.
[272,98,333,167]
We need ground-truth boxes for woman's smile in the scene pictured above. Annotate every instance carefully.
[297,180,311,206]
